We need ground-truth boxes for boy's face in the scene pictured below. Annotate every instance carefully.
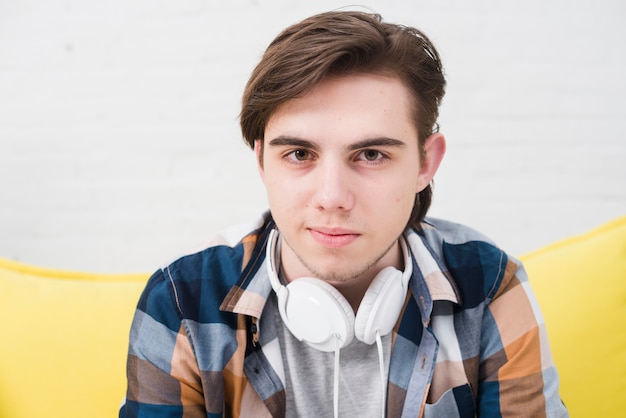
[256,74,443,285]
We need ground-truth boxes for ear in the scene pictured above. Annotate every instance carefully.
[416,132,446,192]
[254,139,265,181]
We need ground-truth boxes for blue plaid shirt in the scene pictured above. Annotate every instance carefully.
[120,212,568,417]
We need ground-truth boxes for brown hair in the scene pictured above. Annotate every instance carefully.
[240,11,446,230]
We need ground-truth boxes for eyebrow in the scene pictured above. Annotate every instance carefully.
[346,137,407,151]
[267,136,319,150]
[267,136,407,151]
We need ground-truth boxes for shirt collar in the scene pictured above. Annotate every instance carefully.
[220,220,461,321]
[219,215,275,318]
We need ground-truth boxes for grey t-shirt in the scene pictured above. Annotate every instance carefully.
[270,294,392,418]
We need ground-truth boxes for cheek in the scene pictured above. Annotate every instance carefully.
[390,183,419,214]
[395,192,416,212]
[265,177,303,209]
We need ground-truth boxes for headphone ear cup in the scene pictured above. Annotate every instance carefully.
[354,266,406,344]
[277,277,356,352]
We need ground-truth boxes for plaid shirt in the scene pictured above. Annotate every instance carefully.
[120,213,567,417]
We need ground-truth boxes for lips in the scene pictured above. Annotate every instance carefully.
[308,227,360,248]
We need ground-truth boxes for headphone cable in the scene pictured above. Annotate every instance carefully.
[333,331,386,418]
[333,334,340,418]
[375,330,386,418]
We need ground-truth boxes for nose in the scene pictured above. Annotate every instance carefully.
[311,161,354,212]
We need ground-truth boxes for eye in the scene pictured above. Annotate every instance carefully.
[286,149,313,162]
[357,149,385,162]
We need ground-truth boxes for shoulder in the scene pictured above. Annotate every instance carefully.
[421,217,496,246]
[138,214,268,324]
[420,217,517,307]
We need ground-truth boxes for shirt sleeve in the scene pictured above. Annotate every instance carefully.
[119,269,207,418]
[478,258,568,417]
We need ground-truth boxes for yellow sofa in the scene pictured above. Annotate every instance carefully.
[0,216,624,418]
[0,261,149,418]
[522,216,626,417]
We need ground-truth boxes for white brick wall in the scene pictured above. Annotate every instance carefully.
[1,0,625,272]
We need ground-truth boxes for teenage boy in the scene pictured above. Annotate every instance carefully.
[120,11,568,418]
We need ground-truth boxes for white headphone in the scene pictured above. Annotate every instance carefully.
[265,229,412,352]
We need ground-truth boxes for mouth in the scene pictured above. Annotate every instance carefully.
[307,227,360,249]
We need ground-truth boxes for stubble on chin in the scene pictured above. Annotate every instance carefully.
[289,238,400,283]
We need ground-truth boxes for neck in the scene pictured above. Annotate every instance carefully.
[278,236,404,313]
[330,240,404,313]
[330,279,373,313]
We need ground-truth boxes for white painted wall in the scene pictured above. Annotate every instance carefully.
[1,0,624,273]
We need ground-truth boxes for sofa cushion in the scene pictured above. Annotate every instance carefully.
[522,216,626,417]
[0,259,148,418]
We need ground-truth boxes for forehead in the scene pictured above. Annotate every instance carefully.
[265,74,417,142]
